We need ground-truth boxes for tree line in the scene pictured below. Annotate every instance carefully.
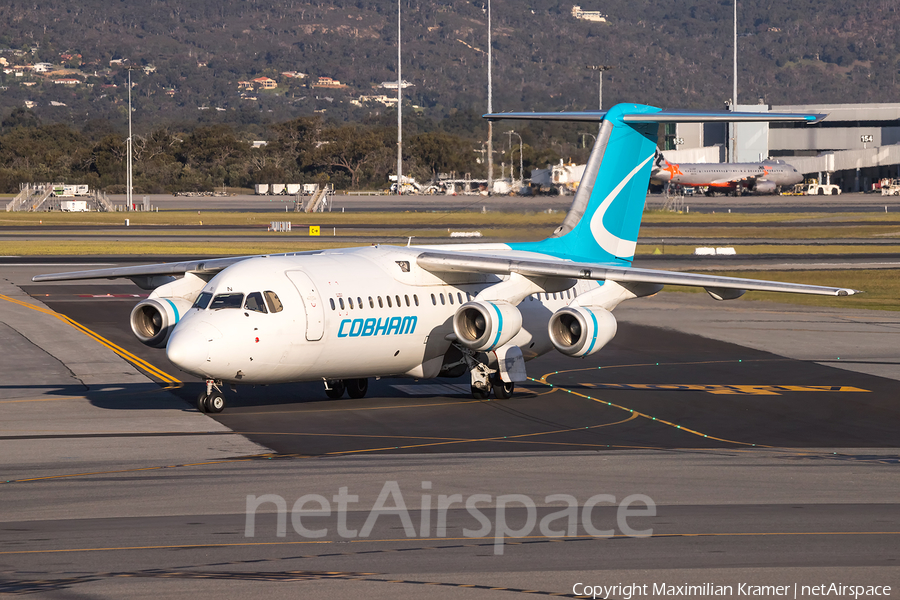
[0,107,583,193]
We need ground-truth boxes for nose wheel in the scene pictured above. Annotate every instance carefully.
[323,378,369,399]
[196,379,226,413]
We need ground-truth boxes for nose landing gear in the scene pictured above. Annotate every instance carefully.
[196,379,225,413]
[323,378,369,399]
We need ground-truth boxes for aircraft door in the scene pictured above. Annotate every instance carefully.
[286,270,325,341]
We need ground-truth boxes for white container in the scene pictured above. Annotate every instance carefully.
[60,200,88,212]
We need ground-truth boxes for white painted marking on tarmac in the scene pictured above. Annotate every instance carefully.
[392,384,472,396]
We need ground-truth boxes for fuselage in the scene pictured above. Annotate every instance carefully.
[651,160,802,188]
[165,245,593,385]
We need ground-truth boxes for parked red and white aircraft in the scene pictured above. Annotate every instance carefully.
[650,152,803,195]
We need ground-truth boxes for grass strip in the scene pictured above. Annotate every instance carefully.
[635,244,900,255]
[0,241,351,256]
[640,225,900,239]
[666,269,899,311]
[0,211,567,228]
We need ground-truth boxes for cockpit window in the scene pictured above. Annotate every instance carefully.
[209,293,244,310]
[245,292,267,313]
[192,292,212,310]
[264,291,283,313]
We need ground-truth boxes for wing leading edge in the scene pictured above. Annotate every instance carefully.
[31,256,251,283]
[31,250,324,284]
[416,251,860,297]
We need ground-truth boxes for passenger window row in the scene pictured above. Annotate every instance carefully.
[192,290,284,314]
[329,294,419,311]
[430,291,472,306]
[321,287,576,312]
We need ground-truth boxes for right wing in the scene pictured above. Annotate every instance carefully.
[416,250,861,297]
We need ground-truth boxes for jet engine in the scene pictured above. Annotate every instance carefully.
[130,297,193,348]
[750,179,776,194]
[548,306,617,357]
[452,300,523,352]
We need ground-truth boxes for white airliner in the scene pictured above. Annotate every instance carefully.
[34,104,858,413]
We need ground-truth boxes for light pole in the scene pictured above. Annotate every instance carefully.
[506,130,523,187]
[127,68,133,210]
[486,0,493,194]
[396,0,403,194]
[585,65,613,111]
[733,0,738,110]
[730,0,738,163]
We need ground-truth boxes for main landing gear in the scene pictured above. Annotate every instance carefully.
[196,379,225,413]
[324,378,369,399]
[471,375,515,400]
[462,347,516,400]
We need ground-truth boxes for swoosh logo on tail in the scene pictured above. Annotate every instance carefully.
[588,153,654,258]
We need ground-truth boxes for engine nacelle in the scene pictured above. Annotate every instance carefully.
[548,306,617,357]
[750,179,777,194]
[453,300,523,352]
[130,297,192,348]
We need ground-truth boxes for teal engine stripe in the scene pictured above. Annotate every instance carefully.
[584,309,599,356]
[490,302,504,349]
[163,298,180,324]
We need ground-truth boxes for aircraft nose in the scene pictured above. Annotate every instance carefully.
[166,321,223,375]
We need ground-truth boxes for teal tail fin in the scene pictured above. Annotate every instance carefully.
[498,104,822,265]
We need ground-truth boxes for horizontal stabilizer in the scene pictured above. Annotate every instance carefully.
[485,110,825,124]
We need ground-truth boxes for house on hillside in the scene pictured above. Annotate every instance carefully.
[380,80,414,89]
[571,5,607,22]
[312,76,346,89]
[355,94,398,107]
[252,77,277,89]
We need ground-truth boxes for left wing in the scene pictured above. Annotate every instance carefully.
[31,256,251,283]
[31,250,324,287]
[416,251,860,297]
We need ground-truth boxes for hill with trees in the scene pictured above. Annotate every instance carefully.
[1,0,897,126]
[0,0,897,192]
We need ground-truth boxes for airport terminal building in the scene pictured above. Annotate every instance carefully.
[663,102,900,192]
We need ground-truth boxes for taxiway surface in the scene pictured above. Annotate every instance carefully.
[1,258,899,598]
